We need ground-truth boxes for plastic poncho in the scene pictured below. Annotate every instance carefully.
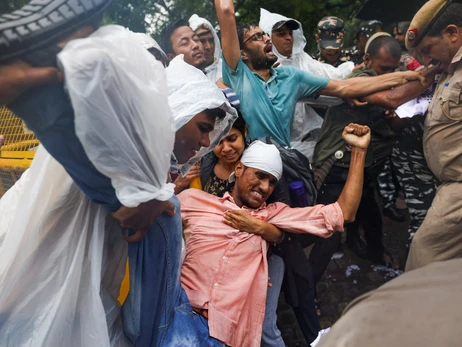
[132,31,169,64]
[259,9,354,161]
[0,25,179,347]
[189,14,223,83]
[166,55,237,175]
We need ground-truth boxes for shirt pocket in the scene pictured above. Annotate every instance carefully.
[438,87,462,121]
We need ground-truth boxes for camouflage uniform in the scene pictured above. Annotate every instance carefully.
[311,49,352,67]
[311,16,352,67]
[378,89,438,249]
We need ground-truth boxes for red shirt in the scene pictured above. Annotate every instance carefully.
[178,190,344,346]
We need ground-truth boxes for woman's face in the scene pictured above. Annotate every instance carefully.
[213,127,245,165]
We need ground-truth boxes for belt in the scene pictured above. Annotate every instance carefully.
[192,307,209,319]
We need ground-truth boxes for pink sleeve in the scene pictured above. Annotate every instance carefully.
[266,202,344,237]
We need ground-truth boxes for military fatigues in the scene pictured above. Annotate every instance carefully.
[378,113,438,248]
[312,16,352,67]
[311,50,352,67]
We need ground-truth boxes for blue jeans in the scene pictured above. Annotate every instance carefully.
[262,254,286,347]
[122,196,224,346]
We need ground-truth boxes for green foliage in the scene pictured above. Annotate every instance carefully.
[1,0,365,52]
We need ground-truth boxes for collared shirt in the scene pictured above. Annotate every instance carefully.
[222,57,329,146]
[424,44,462,182]
[178,189,344,347]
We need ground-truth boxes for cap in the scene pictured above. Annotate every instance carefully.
[406,0,452,50]
[317,16,344,32]
[357,20,383,38]
[272,20,300,31]
[317,16,345,49]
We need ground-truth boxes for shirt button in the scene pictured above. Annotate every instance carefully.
[222,256,227,260]
[214,283,219,287]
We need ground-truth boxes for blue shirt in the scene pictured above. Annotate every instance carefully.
[222,57,329,146]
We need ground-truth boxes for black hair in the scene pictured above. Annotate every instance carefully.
[426,3,462,37]
[237,23,258,49]
[204,107,226,120]
[160,19,190,55]
[231,111,247,140]
[368,36,402,60]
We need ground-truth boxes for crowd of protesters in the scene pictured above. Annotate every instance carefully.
[0,0,461,346]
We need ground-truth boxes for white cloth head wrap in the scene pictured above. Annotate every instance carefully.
[166,55,238,175]
[229,140,283,182]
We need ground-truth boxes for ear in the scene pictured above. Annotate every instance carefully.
[167,53,176,61]
[241,49,248,63]
[444,24,460,42]
[315,34,320,44]
[234,161,244,178]
[363,53,371,67]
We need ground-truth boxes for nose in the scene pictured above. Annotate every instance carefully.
[203,41,212,51]
[264,34,271,44]
[258,179,270,194]
[222,140,232,152]
[200,133,211,148]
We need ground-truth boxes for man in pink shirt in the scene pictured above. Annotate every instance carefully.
[177,123,370,346]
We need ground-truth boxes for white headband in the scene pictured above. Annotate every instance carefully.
[229,140,283,182]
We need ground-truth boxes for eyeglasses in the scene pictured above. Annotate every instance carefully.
[243,32,269,45]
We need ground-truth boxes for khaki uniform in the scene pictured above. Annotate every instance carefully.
[317,258,462,347]
[406,44,462,271]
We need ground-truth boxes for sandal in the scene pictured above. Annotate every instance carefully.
[367,249,400,270]
[0,0,112,63]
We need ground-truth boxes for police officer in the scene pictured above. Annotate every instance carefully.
[312,16,352,67]
[404,0,462,271]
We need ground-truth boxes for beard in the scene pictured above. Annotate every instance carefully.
[246,45,278,70]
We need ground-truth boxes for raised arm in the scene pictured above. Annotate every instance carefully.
[358,64,441,109]
[320,70,426,99]
[335,124,370,222]
[214,0,241,70]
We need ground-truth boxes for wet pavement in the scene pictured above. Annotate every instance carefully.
[277,202,410,346]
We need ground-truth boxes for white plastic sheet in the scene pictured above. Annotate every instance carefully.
[166,55,238,175]
[58,25,176,208]
[189,14,223,83]
[259,8,353,160]
[0,147,130,347]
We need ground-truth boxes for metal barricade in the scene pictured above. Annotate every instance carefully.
[0,106,38,197]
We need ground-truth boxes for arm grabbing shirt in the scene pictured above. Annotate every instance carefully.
[178,189,343,347]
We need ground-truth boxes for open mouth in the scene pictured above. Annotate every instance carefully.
[265,43,273,53]
[251,190,264,201]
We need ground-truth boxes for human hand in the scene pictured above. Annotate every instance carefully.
[353,62,365,72]
[174,164,201,194]
[0,60,63,105]
[342,123,371,150]
[222,209,264,235]
[400,70,427,86]
[216,78,229,89]
[345,98,368,108]
[112,199,176,243]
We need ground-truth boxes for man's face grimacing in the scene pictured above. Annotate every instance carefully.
[414,25,461,72]
[364,47,400,75]
[271,26,294,57]
[242,26,277,70]
[169,26,207,69]
[174,110,216,164]
[196,27,216,67]
[233,162,278,209]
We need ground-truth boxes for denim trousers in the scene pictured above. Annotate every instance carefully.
[122,196,224,347]
[262,254,286,347]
